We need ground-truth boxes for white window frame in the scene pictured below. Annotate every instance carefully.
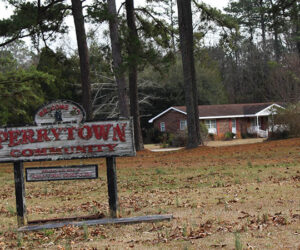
[160,122,166,132]
[180,120,187,130]
[205,119,217,134]
[232,119,237,134]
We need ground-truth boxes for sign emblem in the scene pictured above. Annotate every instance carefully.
[35,100,86,125]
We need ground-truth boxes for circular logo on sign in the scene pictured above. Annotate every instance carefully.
[35,100,86,125]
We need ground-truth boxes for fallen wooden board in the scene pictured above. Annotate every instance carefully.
[18,214,173,232]
[27,212,105,224]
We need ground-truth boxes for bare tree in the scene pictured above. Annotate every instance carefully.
[125,0,144,151]
[107,0,130,118]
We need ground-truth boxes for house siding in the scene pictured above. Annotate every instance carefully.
[153,110,187,133]
[216,119,230,139]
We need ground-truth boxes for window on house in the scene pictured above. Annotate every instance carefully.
[180,120,187,130]
[232,119,236,129]
[205,119,216,129]
[204,119,217,134]
[160,122,165,132]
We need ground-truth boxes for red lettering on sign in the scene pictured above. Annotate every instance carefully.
[113,123,127,142]
[92,124,112,140]
[34,148,47,156]
[22,129,36,145]
[37,129,51,143]
[67,127,76,140]
[75,146,86,153]
[49,147,62,155]
[51,128,63,141]
[9,143,120,158]
[22,149,33,157]
[0,131,8,149]
[63,147,73,154]
[8,130,22,147]
[72,106,80,114]
[78,126,92,140]
[95,145,103,152]
[107,144,118,151]
[85,145,94,153]
[10,149,20,157]
[39,108,48,117]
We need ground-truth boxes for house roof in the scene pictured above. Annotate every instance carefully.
[148,103,284,123]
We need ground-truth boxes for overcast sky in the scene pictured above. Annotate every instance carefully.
[0,0,229,50]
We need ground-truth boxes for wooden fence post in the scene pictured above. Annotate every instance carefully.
[13,161,26,227]
[106,157,119,218]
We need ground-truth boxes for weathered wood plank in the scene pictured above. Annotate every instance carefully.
[14,161,26,227]
[106,157,119,217]
[18,214,173,232]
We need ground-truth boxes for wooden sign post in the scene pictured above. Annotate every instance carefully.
[106,157,119,217]
[0,100,171,231]
[14,161,26,226]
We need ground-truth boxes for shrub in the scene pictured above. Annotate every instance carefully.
[199,122,209,143]
[144,128,164,144]
[241,133,248,139]
[269,130,289,140]
[224,132,234,140]
[169,133,187,147]
[159,133,170,145]
[208,133,215,141]
[271,102,300,139]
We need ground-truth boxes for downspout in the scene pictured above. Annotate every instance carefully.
[256,116,259,138]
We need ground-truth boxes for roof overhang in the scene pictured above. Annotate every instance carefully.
[255,103,284,116]
[148,107,186,123]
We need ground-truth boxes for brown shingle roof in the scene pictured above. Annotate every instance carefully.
[174,103,277,118]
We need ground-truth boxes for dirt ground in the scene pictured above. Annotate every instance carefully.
[0,138,300,249]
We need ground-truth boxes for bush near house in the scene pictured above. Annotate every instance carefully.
[143,128,164,144]
[224,132,235,141]
[272,103,300,139]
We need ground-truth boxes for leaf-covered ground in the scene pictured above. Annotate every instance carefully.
[0,138,300,249]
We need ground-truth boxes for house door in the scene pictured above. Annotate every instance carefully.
[232,119,236,134]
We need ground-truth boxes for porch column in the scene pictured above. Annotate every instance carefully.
[256,116,259,138]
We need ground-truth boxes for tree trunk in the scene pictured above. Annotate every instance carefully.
[107,0,130,118]
[71,0,92,120]
[259,0,267,52]
[170,0,176,53]
[291,2,300,58]
[125,0,144,151]
[274,25,280,61]
[177,0,200,148]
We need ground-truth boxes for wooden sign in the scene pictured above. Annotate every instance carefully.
[0,120,135,162]
[26,165,98,182]
[8,100,163,231]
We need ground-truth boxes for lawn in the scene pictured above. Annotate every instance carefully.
[0,138,299,249]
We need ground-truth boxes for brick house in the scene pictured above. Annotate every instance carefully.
[148,103,284,140]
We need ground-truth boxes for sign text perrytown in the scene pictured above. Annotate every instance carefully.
[0,120,135,162]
